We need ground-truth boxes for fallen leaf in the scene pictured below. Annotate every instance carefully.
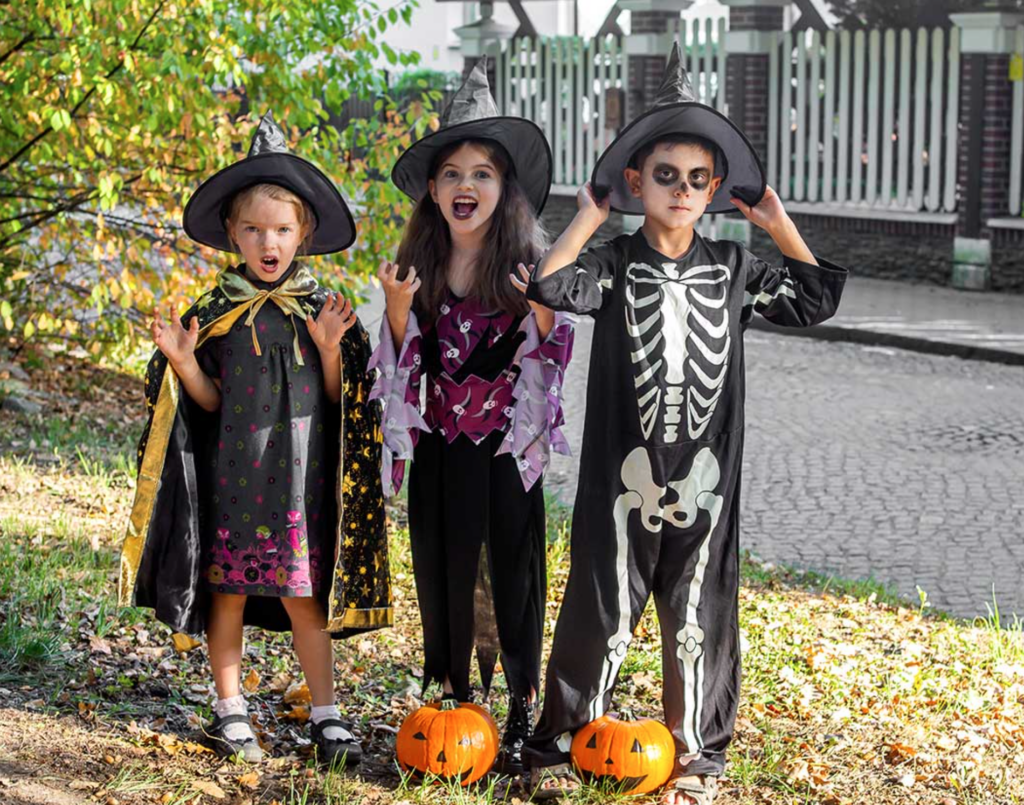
[89,635,112,655]
[283,681,311,705]
[242,668,261,693]
[238,770,260,789]
[192,780,226,799]
[282,705,310,722]
[172,633,202,654]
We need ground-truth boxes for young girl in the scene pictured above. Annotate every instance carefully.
[119,112,392,764]
[370,60,573,774]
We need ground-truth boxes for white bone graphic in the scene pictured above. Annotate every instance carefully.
[588,445,724,740]
[625,262,731,443]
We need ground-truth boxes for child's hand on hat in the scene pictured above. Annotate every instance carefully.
[306,292,357,352]
[576,182,610,226]
[152,311,199,367]
[729,185,789,234]
[378,260,421,317]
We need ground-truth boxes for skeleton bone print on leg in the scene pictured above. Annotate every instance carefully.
[589,445,724,742]
[625,261,732,442]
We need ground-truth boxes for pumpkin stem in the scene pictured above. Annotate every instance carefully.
[440,698,459,712]
[617,708,635,722]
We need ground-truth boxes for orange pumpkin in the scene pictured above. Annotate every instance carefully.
[570,711,676,795]
[396,699,499,785]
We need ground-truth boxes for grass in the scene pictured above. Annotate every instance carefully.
[0,346,1022,804]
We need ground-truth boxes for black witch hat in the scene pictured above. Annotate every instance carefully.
[391,57,553,213]
[592,42,765,215]
[183,112,356,254]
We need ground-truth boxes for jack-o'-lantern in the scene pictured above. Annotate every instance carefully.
[570,711,675,795]
[396,699,499,785]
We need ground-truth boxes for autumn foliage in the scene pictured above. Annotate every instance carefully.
[0,0,438,361]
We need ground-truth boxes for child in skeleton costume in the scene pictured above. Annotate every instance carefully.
[118,113,391,765]
[370,59,573,773]
[523,45,847,803]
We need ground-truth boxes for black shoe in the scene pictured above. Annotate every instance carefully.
[495,693,534,776]
[207,713,264,762]
[311,718,363,767]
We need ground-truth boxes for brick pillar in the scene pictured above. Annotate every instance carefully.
[949,10,1024,289]
[718,0,786,244]
[722,0,786,167]
[621,1,694,122]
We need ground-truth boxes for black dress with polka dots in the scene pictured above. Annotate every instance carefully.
[197,268,337,598]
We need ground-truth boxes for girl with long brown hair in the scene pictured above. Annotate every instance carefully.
[369,60,574,775]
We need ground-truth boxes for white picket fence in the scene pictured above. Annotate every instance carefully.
[768,26,961,215]
[669,17,728,114]
[495,35,627,190]
[494,18,727,191]
[1009,26,1024,217]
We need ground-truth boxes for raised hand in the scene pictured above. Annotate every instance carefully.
[305,292,356,352]
[509,262,534,295]
[378,260,421,316]
[577,181,610,226]
[729,185,788,234]
[151,311,199,367]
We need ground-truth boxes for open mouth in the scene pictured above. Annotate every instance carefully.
[452,196,478,221]
[260,255,280,272]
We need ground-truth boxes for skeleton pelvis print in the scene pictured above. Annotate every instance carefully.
[625,261,732,443]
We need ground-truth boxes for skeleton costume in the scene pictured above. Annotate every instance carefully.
[523,46,847,778]
[371,61,571,770]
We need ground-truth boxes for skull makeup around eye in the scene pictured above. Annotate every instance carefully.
[653,166,680,187]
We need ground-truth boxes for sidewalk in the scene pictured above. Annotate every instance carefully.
[753,276,1024,365]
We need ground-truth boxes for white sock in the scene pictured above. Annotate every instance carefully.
[214,694,254,742]
[311,704,354,742]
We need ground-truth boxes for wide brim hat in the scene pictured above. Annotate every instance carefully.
[183,111,356,255]
[592,43,765,216]
[391,57,553,214]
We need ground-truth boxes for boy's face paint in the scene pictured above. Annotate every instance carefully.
[227,195,308,283]
[624,143,722,231]
[428,143,503,241]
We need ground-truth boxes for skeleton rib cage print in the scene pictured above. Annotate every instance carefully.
[625,260,733,444]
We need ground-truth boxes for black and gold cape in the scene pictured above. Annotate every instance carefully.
[118,266,392,638]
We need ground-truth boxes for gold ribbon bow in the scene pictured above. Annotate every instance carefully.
[216,265,319,365]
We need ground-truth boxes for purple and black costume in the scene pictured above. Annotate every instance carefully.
[370,291,573,705]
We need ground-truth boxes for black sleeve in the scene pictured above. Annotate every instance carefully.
[740,245,848,328]
[526,238,623,316]
[195,338,221,380]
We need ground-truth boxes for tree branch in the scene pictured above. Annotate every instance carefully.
[0,0,168,175]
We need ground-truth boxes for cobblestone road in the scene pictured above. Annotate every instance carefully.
[546,320,1024,619]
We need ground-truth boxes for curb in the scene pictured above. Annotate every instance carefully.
[749,319,1024,367]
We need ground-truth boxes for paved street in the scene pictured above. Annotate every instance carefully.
[546,319,1024,619]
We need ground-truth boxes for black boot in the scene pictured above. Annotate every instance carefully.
[495,692,534,776]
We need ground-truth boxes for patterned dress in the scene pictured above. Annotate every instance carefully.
[198,268,336,598]
[370,291,574,702]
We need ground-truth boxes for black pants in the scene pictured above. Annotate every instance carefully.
[408,430,546,702]
[524,442,742,778]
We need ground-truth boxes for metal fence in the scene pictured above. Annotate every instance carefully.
[768,26,961,215]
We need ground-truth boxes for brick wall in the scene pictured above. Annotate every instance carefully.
[748,215,956,285]
[728,6,786,31]
[991,228,1024,291]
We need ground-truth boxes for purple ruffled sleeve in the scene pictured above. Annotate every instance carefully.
[368,311,429,496]
[496,311,575,490]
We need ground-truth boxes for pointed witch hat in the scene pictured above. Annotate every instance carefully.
[592,42,765,215]
[183,111,357,254]
[391,57,553,213]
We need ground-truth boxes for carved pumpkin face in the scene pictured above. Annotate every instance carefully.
[570,712,676,795]
[396,700,499,786]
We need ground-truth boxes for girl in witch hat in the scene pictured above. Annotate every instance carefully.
[522,44,848,803]
[370,58,573,774]
[119,112,392,765]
